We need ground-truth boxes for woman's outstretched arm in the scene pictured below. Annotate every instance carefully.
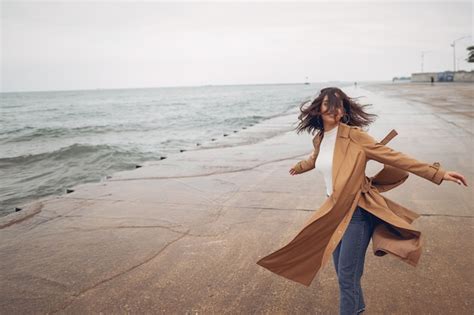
[350,127,451,185]
[289,149,318,176]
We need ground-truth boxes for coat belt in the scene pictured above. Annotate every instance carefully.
[361,177,375,193]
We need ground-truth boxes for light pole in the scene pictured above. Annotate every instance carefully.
[450,35,471,72]
[421,50,432,73]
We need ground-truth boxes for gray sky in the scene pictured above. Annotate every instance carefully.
[1,0,472,92]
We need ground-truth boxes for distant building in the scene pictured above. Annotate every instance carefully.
[411,70,474,82]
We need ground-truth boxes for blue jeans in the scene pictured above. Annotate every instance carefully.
[332,204,376,315]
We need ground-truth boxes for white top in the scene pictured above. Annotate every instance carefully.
[315,124,339,197]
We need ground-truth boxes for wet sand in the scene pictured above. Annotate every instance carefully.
[0,83,472,314]
[363,81,473,134]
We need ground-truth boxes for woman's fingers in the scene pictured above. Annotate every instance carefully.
[454,172,468,186]
[446,171,468,186]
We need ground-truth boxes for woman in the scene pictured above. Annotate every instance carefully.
[257,87,468,315]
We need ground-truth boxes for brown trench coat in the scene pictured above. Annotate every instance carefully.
[256,122,446,287]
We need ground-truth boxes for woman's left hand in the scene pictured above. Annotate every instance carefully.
[443,171,468,186]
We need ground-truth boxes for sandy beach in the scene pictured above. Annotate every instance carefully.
[0,83,472,314]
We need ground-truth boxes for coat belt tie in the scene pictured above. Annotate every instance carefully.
[361,176,375,193]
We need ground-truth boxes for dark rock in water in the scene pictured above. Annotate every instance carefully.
[66,189,74,194]
[14,207,22,212]
[180,149,186,152]
[242,127,247,129]
[106,175,112,179]
[223,133,228,137]
[233,130,237,133]
[211,138,216,141]
[196,143,201,146]
[135,165,142,168]
[160,156,166,160]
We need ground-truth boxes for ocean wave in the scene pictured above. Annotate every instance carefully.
[0,124,159,144]
[0,126,36,136]
[222,115,266,125]
[0,143,160,215]
[0,143,156,167]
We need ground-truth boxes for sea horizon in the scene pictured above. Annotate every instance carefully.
[0,80,391,94]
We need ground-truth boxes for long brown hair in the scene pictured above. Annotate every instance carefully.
[294,87,378,135]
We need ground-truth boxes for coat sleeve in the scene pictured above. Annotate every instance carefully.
[292,148,317,174]
[350,127,446,185]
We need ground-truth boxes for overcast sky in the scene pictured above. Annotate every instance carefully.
[1,0,472,92]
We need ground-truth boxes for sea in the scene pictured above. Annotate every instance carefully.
[0,82,352,217]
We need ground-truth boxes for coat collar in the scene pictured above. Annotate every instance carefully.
[313,122,351,193]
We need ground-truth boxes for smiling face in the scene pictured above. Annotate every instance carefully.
[321,94,344,126]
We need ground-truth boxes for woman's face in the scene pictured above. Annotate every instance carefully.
[321,94,344,125]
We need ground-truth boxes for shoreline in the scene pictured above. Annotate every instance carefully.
[0,106,303,219]
[2,82,345,218]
